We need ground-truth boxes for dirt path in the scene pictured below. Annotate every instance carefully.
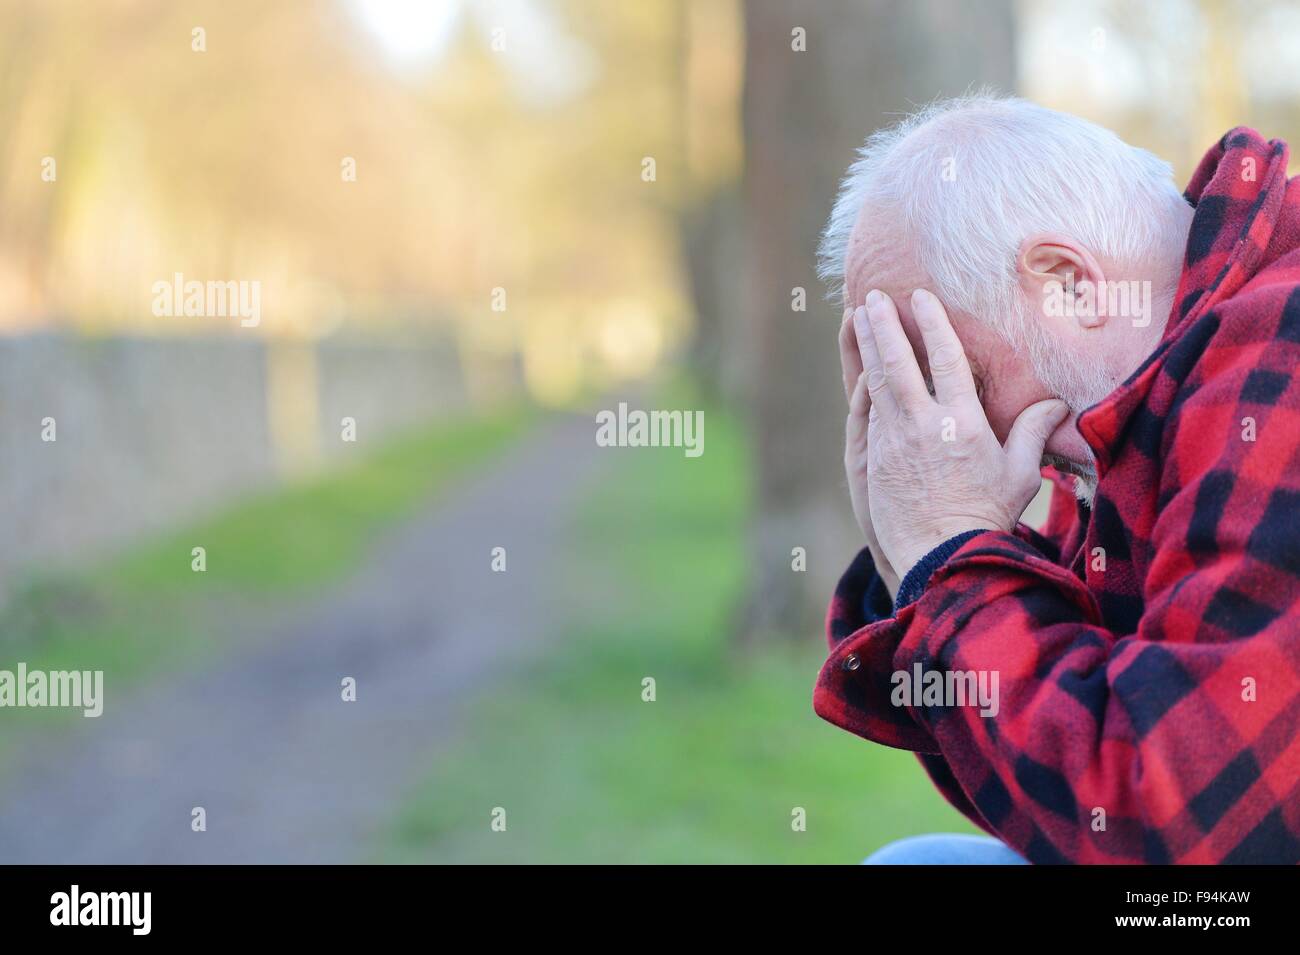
[0,414,608,863]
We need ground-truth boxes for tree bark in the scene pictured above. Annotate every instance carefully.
[738,0,1016,641]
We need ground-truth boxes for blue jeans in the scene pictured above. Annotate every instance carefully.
[864,833,1029,865]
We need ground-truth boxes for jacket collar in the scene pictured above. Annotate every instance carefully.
[1076,128,1291,472]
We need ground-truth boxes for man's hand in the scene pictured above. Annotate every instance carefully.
[840,306,901,597]
[851,288,1068,578]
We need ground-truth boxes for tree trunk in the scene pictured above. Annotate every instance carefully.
[738,0,1016,641]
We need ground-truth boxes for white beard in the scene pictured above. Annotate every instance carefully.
[1012,301,1117,507]
[1040,452,1098,507]
[1073,474,1098,507]
[998,261,1176,510]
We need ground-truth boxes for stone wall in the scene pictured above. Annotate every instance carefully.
[0,333,505,591]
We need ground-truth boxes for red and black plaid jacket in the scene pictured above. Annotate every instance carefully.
[815,128,1300,864]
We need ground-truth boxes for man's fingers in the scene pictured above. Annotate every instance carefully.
[839,307,863,405]
[864,290,931,411]
[911,288,978,404]
[1005,399,1070,478]
[848,365,873,419]
[852,303,898,420]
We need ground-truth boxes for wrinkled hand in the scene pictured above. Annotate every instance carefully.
[840,306,900,597]
[851,288,1068,577]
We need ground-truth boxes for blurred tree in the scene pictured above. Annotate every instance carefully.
[737,0,1016,641]
[676,0,745,400]
[0,0,708,408]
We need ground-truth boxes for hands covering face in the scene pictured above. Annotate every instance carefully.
[841,288,1068,579]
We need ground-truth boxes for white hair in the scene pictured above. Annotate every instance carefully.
[817,93,1189,345]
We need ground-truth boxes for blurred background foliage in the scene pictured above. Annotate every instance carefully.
[5,0,1299,621]
[2,0,1299,862]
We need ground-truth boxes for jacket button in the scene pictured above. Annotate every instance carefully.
[842,653,861,672]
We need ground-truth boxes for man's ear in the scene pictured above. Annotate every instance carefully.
[1017,233,1108,329]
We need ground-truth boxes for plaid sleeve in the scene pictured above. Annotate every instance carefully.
[825,546,895,650]
[893,530,986,611]
[827,470,1080,645]
[816,295,1300,864]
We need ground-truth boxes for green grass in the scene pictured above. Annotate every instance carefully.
[0,406,534,765]
[384,399,974,863]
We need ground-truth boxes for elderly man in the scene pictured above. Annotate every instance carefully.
[815,94,1300,864]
